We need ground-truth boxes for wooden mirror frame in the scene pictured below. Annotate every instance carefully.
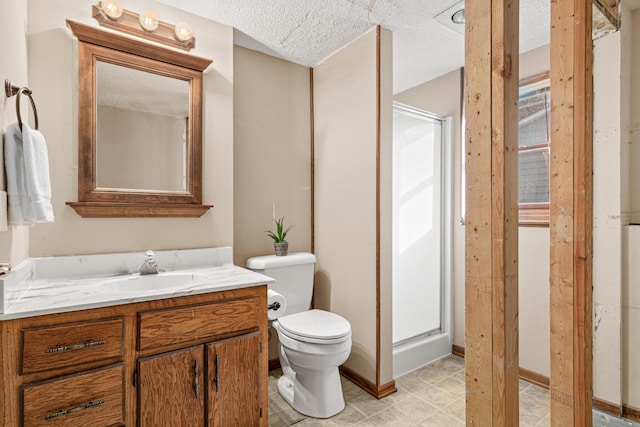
[66,20,213,218]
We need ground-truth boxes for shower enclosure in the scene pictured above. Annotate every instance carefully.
[392,103,453,377]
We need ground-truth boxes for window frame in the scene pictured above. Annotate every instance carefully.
[518,72,550,226]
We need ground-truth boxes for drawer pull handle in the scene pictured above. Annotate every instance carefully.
[214,354,219,392]
[44,399,106,420]
[193,359,199,399]
[45,341,106,353]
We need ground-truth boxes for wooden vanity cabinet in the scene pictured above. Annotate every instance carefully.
[137,333,261,427]
[0,285,268,427]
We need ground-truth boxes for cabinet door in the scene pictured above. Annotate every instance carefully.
[207,333,261,426]
[138,346,204,427]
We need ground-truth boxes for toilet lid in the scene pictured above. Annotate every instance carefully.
[278,309,351,342]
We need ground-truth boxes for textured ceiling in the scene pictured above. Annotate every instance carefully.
[158,0,551,94]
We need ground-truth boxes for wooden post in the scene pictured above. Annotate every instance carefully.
[464,0,519,425]
[549,0,593,426]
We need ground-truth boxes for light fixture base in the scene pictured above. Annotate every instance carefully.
[92,3,195,51]
[433,1,465,35]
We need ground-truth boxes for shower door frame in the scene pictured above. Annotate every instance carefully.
[391,102,453,378]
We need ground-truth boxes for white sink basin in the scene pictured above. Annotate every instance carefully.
[100,272,207,293]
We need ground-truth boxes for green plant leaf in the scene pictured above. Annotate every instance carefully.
[264,216,293,243]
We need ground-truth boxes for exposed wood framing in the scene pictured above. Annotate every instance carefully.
[464,0,519,424]
[593,0,618,27]
[592,2,618,40]
[549,0,594,425]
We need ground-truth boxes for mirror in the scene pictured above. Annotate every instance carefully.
[96,61,189,192]
[66,20,213,217]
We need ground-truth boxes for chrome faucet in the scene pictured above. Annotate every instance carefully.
[139,250,159,275]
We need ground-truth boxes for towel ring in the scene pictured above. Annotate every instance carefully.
[4,79,38,130]
[16,87,38,131]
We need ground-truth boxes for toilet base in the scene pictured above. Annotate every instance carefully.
[277,357,346,418]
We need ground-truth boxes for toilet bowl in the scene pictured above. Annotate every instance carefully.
[272,309,351,418]
[245,253,352,418]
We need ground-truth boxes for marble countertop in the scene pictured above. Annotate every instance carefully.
[0,248,275,320]
[1,265,274,321]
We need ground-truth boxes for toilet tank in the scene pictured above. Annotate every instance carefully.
[246,253,316,315]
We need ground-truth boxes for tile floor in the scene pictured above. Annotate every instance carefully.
[269,354,640,426]
[268,355,549,427]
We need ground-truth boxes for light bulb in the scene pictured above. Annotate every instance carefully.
[101,0,123,20]
[451,8,465,24]
[174,22,193,42]
[139,10,159,32]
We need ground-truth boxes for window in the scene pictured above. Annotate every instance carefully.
[518,73,550,225]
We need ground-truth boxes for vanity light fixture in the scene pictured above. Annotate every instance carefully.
[93,3,196,51]
[174,22,193,42]
[139,10,159,32]
[101,0,123,20]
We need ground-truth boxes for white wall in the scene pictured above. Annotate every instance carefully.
[517,227,550,377]
[0,0,30,266]
[233,46,312,268]
[313,27,394,386]
[591,4,633,405]
[25,0,234,258]
[622,5,640,412]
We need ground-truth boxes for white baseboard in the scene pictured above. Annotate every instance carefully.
[392,332,452,378]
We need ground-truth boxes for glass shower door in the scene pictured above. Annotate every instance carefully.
[392,103,452,376]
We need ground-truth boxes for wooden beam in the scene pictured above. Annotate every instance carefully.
[593,0,617,28]
[549,0,593,425]
[592,2,618,40]
[464,0,519,424]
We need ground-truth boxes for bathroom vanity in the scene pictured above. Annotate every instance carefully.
[0,248,272,426]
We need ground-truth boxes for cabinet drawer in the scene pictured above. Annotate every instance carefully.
[22,363,124,427]
[138,297,259,351]
[22,317,124,374]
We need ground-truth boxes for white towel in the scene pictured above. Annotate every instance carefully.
[0,191,7,231]
[21,123,54,222]
[4,123,32,226]
[4,123,54,225]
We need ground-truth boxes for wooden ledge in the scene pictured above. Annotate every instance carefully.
[67,202,212,218]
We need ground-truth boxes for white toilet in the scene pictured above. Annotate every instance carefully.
[246,253,352,419]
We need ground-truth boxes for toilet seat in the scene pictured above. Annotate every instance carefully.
[277,309,351,345]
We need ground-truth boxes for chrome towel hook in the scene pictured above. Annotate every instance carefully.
[4,79,39,130]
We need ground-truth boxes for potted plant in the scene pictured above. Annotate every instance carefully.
[266,216,292,256]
